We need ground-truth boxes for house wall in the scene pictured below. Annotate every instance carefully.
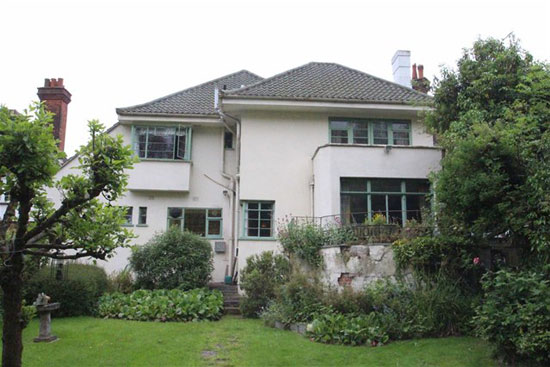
[46,122,233,282]
[236,109,437,272]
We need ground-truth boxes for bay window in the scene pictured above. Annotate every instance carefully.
[133,126,191,160]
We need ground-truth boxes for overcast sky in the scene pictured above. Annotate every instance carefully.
[1,0,549,155]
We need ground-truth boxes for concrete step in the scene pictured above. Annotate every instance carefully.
[224,306,241,315]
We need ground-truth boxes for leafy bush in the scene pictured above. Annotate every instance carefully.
[308,312,389,346]
[24,264,110,317]
[364,278,477,340]
[324,286,372,315]
[278,221,355,267]
[240,252,290,318]
[21,302,36,329]
[98,288,223,322]
[274,272,325,323]
[130,228,213,290]
[474,267,550,365]
[108,267,134,294]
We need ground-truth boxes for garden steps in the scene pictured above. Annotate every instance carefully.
[208,283,241,314]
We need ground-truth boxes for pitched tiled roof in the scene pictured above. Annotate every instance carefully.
[224,62,431,104]
[117,70,263,116]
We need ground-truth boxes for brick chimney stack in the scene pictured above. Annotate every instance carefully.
[411,64,430,94]
[37,78,71,151]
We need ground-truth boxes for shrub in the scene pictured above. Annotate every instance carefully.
[24,264,110,317]
[308,312,389,346]
[130,228,213,290]
[278,221,355,267]
[474,267,550,365]
[275,272,325,323]
[108,267,134,294]
[98,288,223,322]
[239,251,290,318]
[364,277,477,340]
[324,286,372,315]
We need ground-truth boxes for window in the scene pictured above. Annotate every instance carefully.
[224,131,234,149]
[133,126,191,160]
[329,118,411,146]
[138,207,147,225]
[123,207,133,225]
[167,208,222,238]
[340,178,430,226]
[243,202,274,238]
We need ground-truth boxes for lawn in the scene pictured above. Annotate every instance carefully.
[22,316,496,367]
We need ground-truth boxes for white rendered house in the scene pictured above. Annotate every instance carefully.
[47,52,442,282]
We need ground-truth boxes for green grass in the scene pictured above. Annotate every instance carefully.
[22,316,496,367]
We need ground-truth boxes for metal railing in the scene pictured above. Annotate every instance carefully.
[289,211,432,244]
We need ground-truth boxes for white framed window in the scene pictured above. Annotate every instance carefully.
[133,126,192,160]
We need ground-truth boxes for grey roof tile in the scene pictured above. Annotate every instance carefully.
[224,62,431,104]
[117,70,263,116]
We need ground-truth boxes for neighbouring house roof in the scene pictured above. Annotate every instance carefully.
[223,62,431,104]
[116,70,263,116]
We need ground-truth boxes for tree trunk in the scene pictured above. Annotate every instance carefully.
[1,252,24,367]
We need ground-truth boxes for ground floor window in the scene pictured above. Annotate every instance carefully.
[243,201,274,238]
[340,178,430,226]
[167,208,222,238]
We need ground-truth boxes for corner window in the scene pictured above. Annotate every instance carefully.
[138,207,147,225]
[329,118,411,146]
[243,202,274,238]
[167,208,222,238]
[134,126,191,160]
[340,178,430,226]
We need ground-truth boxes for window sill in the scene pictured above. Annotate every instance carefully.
[122,224,134,227]
[136,224,148,227]
[138,158,192,163]
[239,237,277,242]
[205,237,224,240]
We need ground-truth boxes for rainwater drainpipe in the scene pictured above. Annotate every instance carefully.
[215,87,241,279]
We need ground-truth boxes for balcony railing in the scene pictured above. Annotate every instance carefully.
[290,211,432,244]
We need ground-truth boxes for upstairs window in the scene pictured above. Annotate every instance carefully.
[134,126,191,160]
[329,118,411,146]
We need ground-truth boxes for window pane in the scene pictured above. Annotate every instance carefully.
[184,209,206,236]
[224,131,234,149]
[247,227,259,237]
[138,207,147,225]
[331,129,348,144]
[168,207,183,218]
[388,195,402,225]
[260,228,271,237]
[392,122,409,131]
[176,131,187,159]
[247,209,259,219]
[208,209,222,218]
[247,202,258,210]
[124,207,133,224]
[406,195,429,222]
[341,178,367,192]
[135,127,147,158]
[208,220,221,236]
[330,120,348,129]
[260,210,272,220]
[373,122,388,144]
[260,203,273,210]
[406,179,430,193]
[340,193,367,225]
[352,121,369,144]
[147,127,175,159]
[393,131,410,145]
[371,195,386,218]
[168,218,182,228]
[370,179,401,192]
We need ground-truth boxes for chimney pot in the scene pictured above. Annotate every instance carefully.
[412,64,418,80]
[418,65,424,79]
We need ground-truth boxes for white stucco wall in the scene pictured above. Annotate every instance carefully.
[46,122,233,282]
[312,145,442,218]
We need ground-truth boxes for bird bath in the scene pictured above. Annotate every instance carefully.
[33,293,60,343]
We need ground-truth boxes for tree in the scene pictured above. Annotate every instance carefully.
[425,37,550,261]
[0,103,135,367]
